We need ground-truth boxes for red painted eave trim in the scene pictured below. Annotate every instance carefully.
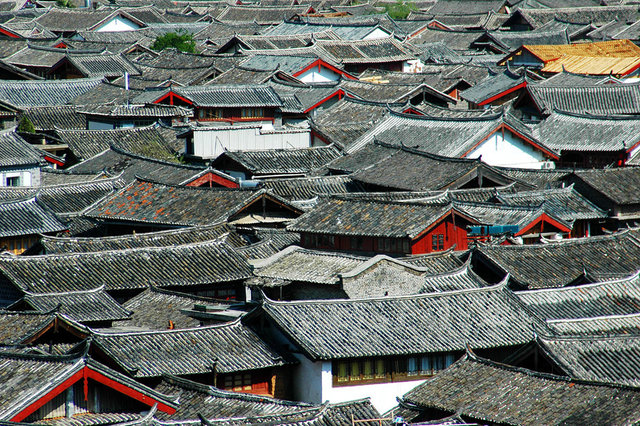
[515,212,572,236]
[11,370,84,422]
[292,59,357,80]
[10,366,176,422]
[44,156,65,167]
[478,81,527,106]
[303,89,344,113]
[460,123,560,160]
[0,27,21,39]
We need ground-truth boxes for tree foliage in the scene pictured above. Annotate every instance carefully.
[17,116,35,134]
[55,0,75,8]
[151,31,197,54]
[370,1,416,19]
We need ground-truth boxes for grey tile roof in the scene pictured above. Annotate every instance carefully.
[216,5,313,25]
[85,178,299,227]
[15,286,130,324]
[475,230,640,289]
[512,5,640,29]
[515,272,640,321]
[0,311,57,345]
[399,351,640,426]
[340,79,454,105]
[0,352,178,422]
[0,177,121,220]
[546,313,640,337]
[491,166,570,189]
[472,28,570,53]
[569,167,640,206]
[348,143,516,191]
[264,20,388,40]
[426,0,506,16]
[531,110,640,154]
[0,78,103,108]
[252,245,367,285]
[67,147,204,185]
[0,239,252,293]
[236,228,300,260]
[314,37,416,64]
[154,375,314,421]
[525,80,640,116]
[169,84,284,108]
[91,318,289,377]
[0,130,45,168]
[214,145,342,177]
[0,197,67,238]
[495,185,607,221]
[399,249,465,272]
[199,398,381,426]
[310,97,398,149]
[35,9,129,32]
[20,106,86,131]
[538,333,640,388]
[120,286,226,331]
[54,125,179,163]
[460,68,525,104]
[39,222,239,254]
[262,281,535,360]
[260,175,365,201]
[287,195,456,239]
[64,52,142,79]
[419,258,489,293]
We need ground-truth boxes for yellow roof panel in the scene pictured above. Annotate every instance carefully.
[524,39,640,62]
[541,55,640,75]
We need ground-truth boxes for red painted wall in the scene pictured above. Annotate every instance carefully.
[411,215,469,254]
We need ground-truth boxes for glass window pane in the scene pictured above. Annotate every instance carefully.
[350,361,360,380]
[407,357,418,376]
[337,362,348,382]
[421,356,432,374]
[375,359,386,378]
[363,360,373,379]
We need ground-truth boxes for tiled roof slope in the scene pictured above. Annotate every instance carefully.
[515,272,640,321]
[0,240,252,293]
[85,178,294,227]
[252,246,367,285]
[399,352,640,425]
[167,85,283,107]
[538,333,640,388]
[0,311,56,345]
[39,223,238,254]
[0,197,67,238]
[0,78,103,108]
[0,131,45,168]
[154,375,314,421]
[53,126,179,163]
[200,399,381,426]
[120,287,224,331]
[475,230,640,289]
[570,167,640,206]
[546,313,640,337]
[526,81,640,115]
[15,286,130,324]
[216,145,341,176]
[67,147,204,185]
[260,176,366,201]
[91,319,289,377]
[262,281,536,360]
[287,196,454,239]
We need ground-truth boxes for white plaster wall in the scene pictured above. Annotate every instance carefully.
[0,167,37,187]
[363,28,391,40]
[193,127,310,159]
[466,130,549,169]
[298,66,341,83]
[95,16,140,32]
[320,363,427,413]
[403,59,424,73]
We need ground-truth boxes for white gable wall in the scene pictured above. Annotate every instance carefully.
[95,15,141,32]
[297,66,342,83]
[191,126,311,159]
[363,28,392,40]
[465,129,552,169]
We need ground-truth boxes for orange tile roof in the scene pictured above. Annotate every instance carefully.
[524,39,640,62]
[541,55,640,75]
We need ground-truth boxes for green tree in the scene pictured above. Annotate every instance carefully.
[369,1,416,19]
[151,31,197,54]
[55,0,75,8]
[17,116,35,134]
